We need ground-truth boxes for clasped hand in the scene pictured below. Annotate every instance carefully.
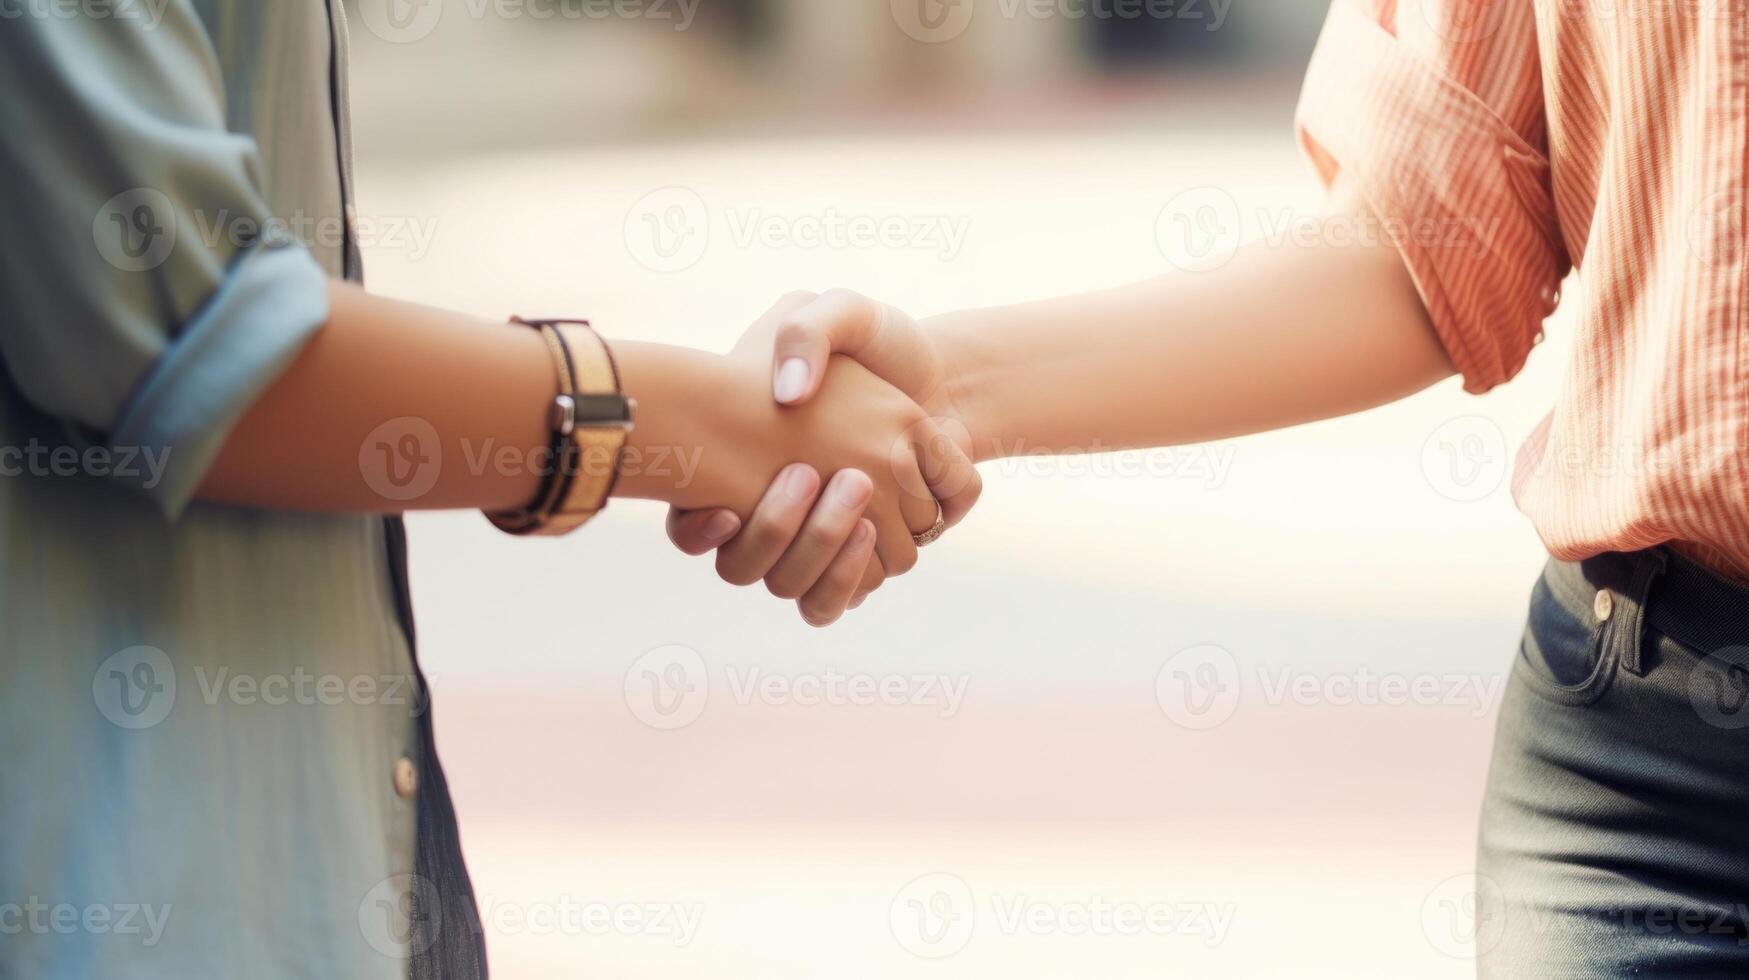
[663,290,976,626]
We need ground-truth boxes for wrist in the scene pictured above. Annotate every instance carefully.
[924,312,1008,463]
[605,340,768,510]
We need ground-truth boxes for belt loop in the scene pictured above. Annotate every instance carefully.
[1615,549,1669,677]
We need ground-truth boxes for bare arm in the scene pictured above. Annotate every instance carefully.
[764,189,1452,462]
[936,194,1452,460]
[200,281,741,512]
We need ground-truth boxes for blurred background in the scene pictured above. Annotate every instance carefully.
[342,0,1566,975]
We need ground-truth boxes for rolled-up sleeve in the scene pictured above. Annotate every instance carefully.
[1296,0,1568,393]
[0,3,330,516]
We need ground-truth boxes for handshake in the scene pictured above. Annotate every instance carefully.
[611,289,981,627]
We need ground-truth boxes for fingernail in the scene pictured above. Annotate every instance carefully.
[829,471,874,511]
[851,520,874,547]
[849,592,868,610]
[773,358,810,403]
[784,464,818,502]
[701,511,739,543]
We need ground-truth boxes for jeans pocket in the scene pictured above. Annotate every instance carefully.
[1515,572,1614,705]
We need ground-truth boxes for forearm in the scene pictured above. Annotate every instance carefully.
[933,199,1452,462]
[198,281,722,513]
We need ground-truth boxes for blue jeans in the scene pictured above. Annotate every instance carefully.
[1477,549,1749,977]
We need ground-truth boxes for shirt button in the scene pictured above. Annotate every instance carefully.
[1593,589,1614,622]
[393,757,418,800]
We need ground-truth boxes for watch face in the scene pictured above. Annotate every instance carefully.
[571,393,634,428]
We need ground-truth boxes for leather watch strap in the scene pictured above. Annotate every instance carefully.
[485,318,632,537]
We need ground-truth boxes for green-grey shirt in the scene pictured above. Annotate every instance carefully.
[0,2,480,976]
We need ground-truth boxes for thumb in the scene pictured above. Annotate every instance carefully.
[771,288,929,405]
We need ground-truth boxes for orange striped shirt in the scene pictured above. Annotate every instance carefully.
[1297,0,1749,579]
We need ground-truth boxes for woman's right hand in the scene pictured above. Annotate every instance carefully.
[616,308,973,624]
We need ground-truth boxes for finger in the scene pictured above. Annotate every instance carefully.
[771,288,933,405]
[849,555,886,610]
[666,508,742,556]
[764,470,874,600]
[870,496,922,579]
[729,290,819,358]
[901,416,982,530]
[797,520,877,627]
[714,464,821,587]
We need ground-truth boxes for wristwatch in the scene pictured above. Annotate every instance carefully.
[486,317,635,536]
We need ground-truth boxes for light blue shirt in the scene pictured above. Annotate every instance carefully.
[0,2,479,976]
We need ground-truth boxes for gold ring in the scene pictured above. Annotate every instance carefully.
[912,504,947,547]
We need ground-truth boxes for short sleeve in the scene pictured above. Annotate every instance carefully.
[0,5,330,517]
[1295,0,1569,393]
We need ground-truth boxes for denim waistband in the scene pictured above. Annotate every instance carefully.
[1546,548,1749,669]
